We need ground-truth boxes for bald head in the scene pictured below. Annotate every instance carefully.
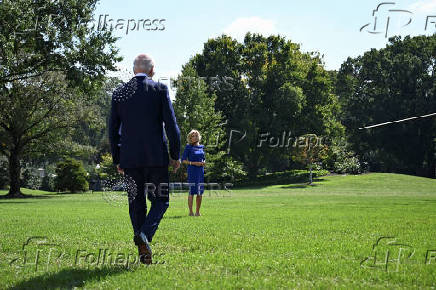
[133,54,154,76]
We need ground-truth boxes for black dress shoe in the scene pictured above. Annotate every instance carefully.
[134,233,152,265]
[138,243,152,265]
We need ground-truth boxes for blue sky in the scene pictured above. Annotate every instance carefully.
[94,0,436,97]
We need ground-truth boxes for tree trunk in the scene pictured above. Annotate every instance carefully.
[309,164,313,185]
[6,148,25,198]
[247,166,258,180]
[246,159,260,180]
[432,137,436,179]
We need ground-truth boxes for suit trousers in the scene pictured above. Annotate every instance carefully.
[124,167,170,243]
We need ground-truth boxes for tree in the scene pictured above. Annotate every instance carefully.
[189,33,344,178]
[0,73,84,196]
[291,134,328,184]
[0,0,120,87]
[173,63,245,183]
[0,0,121,197]
[337,35,436,177]
[67,76,122,163]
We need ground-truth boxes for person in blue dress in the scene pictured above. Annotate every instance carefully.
[181,130,206,216]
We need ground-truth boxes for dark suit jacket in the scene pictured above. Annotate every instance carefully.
[109,76,181,168]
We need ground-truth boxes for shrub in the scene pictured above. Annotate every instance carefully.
[334,156,361,175]
[326,139,362,174]
[235,169,329,187]
[98,153,119,181]
[0,159,8,189]
[54,158,88,193]
[203,151,246,184]
[170,151,246,184]
[41,174,56,192]
[21,167,42,190]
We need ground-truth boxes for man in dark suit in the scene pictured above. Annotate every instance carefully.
[109,54,181,264]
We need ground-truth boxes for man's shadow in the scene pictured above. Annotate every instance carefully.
[9,266,129,289]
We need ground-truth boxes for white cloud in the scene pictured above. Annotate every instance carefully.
[223,17,277,41]
[408,0,436,13]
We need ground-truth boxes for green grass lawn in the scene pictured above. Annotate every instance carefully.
[0,173,435,289]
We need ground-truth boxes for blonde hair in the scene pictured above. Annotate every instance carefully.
[187,130,201,145]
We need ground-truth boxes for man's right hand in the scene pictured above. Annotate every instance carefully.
[116,164,124,175]
[170,159,181,173]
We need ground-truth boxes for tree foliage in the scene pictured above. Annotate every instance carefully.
[188,33,344,178]
[0,0,121,197]
[173,63,245,183]
[337,35,436,177]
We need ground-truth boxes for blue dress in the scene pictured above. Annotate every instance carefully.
[181,144,205,195]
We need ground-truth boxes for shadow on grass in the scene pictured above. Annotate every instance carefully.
[9,266,129,289]
[0,201,34,204]
[0,194,54,200]
[164,215,186,219]
[420,199,436,203]
[0,189,93,200]
[233,184,272,190]
[279,178,327,189]
[233,176,329,190]
[280,184,315,189]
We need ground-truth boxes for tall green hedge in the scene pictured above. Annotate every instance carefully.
[54,158,88,193]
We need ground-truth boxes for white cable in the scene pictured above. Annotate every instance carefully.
[359,112,436,130]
